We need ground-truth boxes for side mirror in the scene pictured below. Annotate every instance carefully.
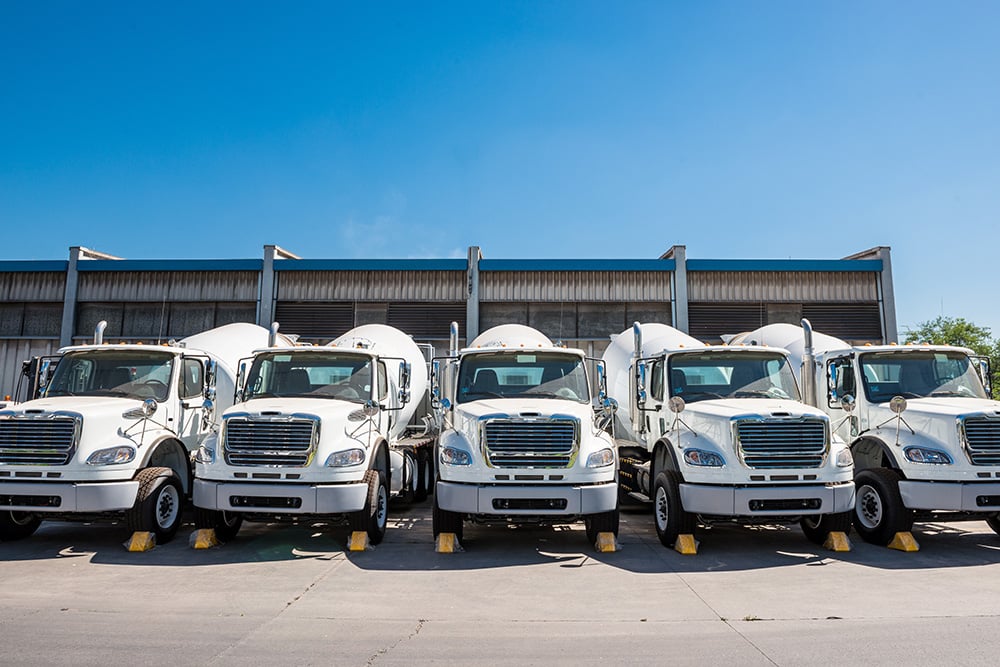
[840,394,855,413]
[236,362,247,402]
[398,362,411,405]
[363,400,380,417]
[827,363,838,402]
[596,360,609,403]
[204,359,217,394]
[636,361,648,406]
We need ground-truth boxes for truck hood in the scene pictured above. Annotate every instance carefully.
[453,397,594,423]
[227,397,365,423]
[876,396,1000,420]
[3,395,148,419]
[684,398,828,421]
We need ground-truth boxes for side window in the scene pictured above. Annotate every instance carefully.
[649,361,664,402]
[378,362,388,401]
[181,358,204,399]
[827,358,855,407]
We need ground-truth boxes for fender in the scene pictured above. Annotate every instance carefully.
[652,438,681,478]
[138,437,191,493]
[370,439,390,484]
[851,436,901,473]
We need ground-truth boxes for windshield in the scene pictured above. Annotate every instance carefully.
[859,351,988,402]
[245,351,373,402]
[667,351,800,403]
[46,350,174,401]
[457,351,589,404]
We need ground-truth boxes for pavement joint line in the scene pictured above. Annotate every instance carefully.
[365,618,426,666]
[721,619,781,666]
[205,552,351,665]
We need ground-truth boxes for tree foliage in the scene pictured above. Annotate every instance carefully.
[904,316,999,398]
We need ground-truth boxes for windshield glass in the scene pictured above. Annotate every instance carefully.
[245,351,373,402]
[457,351,589,404]
[46,350,174,401]
[667,351,799,403]
[859,351,988,402]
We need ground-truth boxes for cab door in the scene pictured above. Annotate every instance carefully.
[176,356,209,450]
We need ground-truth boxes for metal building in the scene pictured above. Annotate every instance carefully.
[0,244,895,398]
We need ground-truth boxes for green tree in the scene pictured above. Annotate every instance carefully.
[904,316,999,398]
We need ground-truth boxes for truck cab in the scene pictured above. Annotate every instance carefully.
[431,323,619,548]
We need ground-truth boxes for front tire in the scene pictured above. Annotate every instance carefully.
[652,471,696,548]
[985,514,1000,536]
[585,508,620,544]
[194,507,243,542]
[126,467,184,543]
[413,447,432,503]
[432,494,464,542]
[853,468,914,545]
[349,469,388,545]
[800,511,852,545]
[0,511,41,540]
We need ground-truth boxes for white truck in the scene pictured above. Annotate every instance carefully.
[193,324,435,545]
[732,320,1000,545]
[0,321,280,543]
[431,323,619,547]
[603,323,855,549]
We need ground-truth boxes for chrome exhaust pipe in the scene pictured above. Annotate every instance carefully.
[449,321,459,356]
[268,322,280,348]
[94,320,107,345]
[801,318,817,407]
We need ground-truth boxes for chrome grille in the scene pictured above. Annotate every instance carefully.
[0,418,78,465]
[962,417,1000,465]
[223,418,317,467]
[736,419,828,469]
[484,419,578,468]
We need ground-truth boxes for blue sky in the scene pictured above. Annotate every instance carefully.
[2,2,998,337]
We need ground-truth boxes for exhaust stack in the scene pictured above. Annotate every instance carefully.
[94,320,108,345]
[632,321,642,359]
[268,322,280,348]
[449,321,460,356]
[801,318,817,407]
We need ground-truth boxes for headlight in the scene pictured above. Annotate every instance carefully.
[326,448,366,467]
[683,449,724,467]
[195,443,215,464]
[904,447,953,464]
[836,448,854,468]
[87,446,136,465]
[586,448,615,468]
[440,446,472,466]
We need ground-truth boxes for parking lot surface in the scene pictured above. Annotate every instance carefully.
[3,503,1000,666]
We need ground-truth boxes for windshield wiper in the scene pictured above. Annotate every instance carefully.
[515,391,560,398]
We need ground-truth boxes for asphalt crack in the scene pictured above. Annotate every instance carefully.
[366,619,426,666]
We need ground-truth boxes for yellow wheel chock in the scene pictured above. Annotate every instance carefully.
[887,531,919,552]
[125,531,156,552]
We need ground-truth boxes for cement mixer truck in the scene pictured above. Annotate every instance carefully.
[431,323,619,548]
[603,323,855,550]
[732,321,1000,546]
[193,324,434,546]
[0,321,283,543]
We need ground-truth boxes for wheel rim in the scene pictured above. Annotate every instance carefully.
[654,485,669,532]
[802,516,821,531]
[155,483,181,530]
[856,483,883,530]
[376,482,388,529]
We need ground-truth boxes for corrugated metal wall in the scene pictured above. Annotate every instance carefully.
[0,272,65,301]
[688,271,878,302]
[78,271,259,301]
[276,271,465,301]
[480,271,671,302]
[0,339,60,399]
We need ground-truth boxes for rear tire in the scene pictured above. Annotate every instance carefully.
[653,471,696,548]
[853,468,914,546]
[800,510,852,545]
[349,469,388,545]
[413,447,431,503]
[0,511,41,540]
[194,507,243,542]
[126,467,184,544]
[585,508,620,544]
[432,495,464,542]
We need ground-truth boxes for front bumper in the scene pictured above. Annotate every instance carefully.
[898,480,1000,512]
[193,478,368,515]
[0,480,140,513]
[679,482,856,517]
[436,481,617,516]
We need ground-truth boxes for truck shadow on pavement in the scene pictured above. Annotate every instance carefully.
[4,504,999,572]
